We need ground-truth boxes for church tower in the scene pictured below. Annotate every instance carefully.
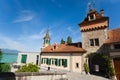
[43,30,50,47]
[79,9,109,54]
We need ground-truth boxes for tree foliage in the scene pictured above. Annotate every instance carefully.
[0,49,2,62]
[67,36,72,44]
[88,53,115,77]
[16,63,39,72]
[60,38,65,44]
[0,63,11,72]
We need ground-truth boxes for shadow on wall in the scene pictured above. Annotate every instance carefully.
[97,44,110,56]
[0,72,16,80]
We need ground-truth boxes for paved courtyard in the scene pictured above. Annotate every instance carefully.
[40,66,110,80]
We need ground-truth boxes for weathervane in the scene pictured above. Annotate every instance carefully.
[88,0,96,10]
[47,26,50,32]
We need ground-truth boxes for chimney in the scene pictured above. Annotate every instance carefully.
[100,9,104,16]
[53,42,57,50]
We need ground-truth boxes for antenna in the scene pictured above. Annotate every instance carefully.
[88,0,96,10]
[92,0,96,9]
[88,2,92,10]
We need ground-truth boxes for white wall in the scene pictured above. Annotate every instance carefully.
[41,53,83,73]
[17,52,40,65]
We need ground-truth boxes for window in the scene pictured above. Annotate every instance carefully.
[89,14,95,21]
[95,38,99,46]
[36,55,39,65]
[62,59,67,67]
[114,44,120,49]
[21,55,27,63]
[76,63,79,68]
[90,39,94,46]
[90,38,99,46]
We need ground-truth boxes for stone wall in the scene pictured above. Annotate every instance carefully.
[0,71,67,80]
[82,28,108,54]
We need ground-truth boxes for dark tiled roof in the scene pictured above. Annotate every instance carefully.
[79,9,109,32]
[41,44,86,53]
[106,28,120,44]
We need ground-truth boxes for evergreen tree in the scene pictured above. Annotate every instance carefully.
[67,36,72,44]
[60,38,65,44]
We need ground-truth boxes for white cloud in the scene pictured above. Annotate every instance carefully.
[0,35,27,51]
[18,29,46,41]
[67,26,77,34]
[13,10,35,23]
[29,29,45,40]
[0,29,46,52]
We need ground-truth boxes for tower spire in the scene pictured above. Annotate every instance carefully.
[43,28,51,47]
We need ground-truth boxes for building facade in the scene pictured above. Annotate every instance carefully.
[17,52,40,65]
[41,43,86,73]
[79,9,120,79]
[40,9,120,79]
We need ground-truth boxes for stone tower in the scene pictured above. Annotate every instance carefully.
[43,30,50,47]
[79,9,109,54]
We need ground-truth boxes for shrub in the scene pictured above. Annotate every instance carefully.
[16,63,39,72]
[0,63,11,72]
[84,62,89,74]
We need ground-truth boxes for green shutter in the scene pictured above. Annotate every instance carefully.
[49,59,51,65]
[21,55,27,63]
[58,59,61,66]
[57,59,59,66]
[41,58,44,64]
[64,59,67,67]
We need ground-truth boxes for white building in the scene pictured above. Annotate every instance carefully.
[17,52,40,65]
[11,52,40,72]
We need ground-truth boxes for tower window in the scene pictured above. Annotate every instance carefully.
[89,38,99,46]
[95,38,99,46]
[89,14,95,21]
[90,39,94,46]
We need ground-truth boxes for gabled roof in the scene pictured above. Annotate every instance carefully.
[106,28,120,44]
[41,44,86,53]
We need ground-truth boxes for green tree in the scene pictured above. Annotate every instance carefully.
[16,63,39,72]
[67,36,72,44]
[60,38,65,44]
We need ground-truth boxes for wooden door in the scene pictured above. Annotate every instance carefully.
[113,58,120,80]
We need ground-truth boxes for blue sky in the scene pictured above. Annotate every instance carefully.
[0,0,120,52]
